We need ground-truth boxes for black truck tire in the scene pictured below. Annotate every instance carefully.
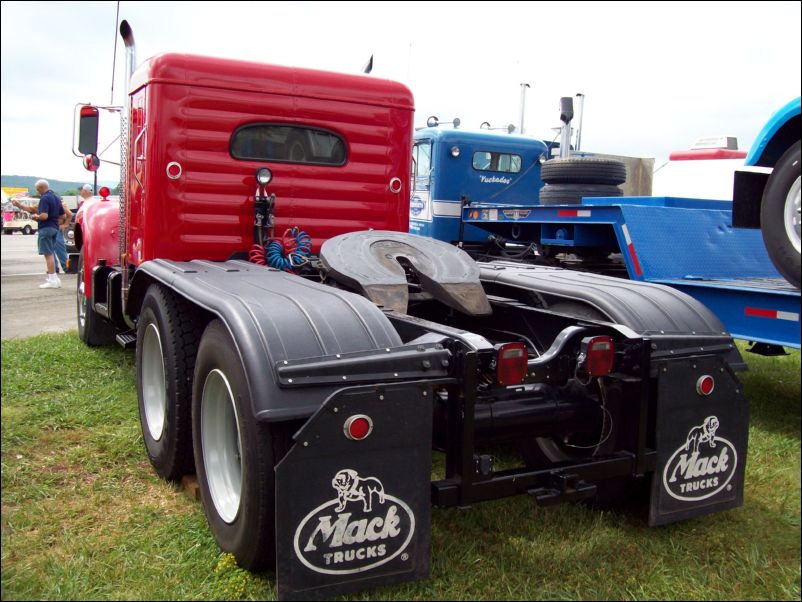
[136,284,203,482]
[540,157,627,185]
[540,183,623,205]
[76,250,116,346]
[761,141,801,289]
[23,225,33,235]
[192,319,294,571]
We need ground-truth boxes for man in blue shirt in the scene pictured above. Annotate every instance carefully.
[12,179,65,288]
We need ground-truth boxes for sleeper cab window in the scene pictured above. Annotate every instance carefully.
[230,124,347,166]
[472,151,522,173]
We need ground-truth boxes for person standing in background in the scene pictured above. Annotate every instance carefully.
[78,183,93,208]
[12,179,65,288]
[53,198,73,273]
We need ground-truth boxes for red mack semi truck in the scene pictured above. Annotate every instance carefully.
[71,21,749,600]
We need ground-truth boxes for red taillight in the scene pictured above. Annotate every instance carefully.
[344,415,373,441]
[496,342,528,385]
[581,336,615,376]
[696,375,715,396]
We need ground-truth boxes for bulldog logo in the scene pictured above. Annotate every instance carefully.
[332,469,386,513]
[684,415,720,454]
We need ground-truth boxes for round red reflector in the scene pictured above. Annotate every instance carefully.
[344,415,373,440]
[166,162,182,179]
[696,375,715,396]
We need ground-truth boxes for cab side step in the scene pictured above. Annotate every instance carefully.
[116,329,137,349]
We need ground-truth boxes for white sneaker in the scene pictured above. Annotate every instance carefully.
[39,278,61,289]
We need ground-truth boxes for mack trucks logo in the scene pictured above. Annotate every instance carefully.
[503,209,531,220]
[293,469,415,575]
[662,416,738,502]
[479,175,512,185]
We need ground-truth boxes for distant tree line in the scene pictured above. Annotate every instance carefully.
[2,175,119,197]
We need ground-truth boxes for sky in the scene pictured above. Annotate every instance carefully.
[1,0,800,185]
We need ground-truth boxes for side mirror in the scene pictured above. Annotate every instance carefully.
[78,105,99,156]
[83,154,100,172]
[559,97,574,125]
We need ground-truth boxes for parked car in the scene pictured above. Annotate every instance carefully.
[3,211,37,235]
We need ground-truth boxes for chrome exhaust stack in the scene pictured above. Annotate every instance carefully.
[120,20,136,108]
[559,97,574,159]
[518,83,530,135]
[118,20,136,313]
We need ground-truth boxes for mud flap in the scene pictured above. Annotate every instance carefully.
[649,355,748,526]
[275,381,433,600]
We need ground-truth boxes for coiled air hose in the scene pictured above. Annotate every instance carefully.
[249,227,312,273]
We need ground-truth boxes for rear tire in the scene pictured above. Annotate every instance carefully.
[76,250,116,346]
[136,284,204,481]
[761,141,801,289]
[192,319,294,571]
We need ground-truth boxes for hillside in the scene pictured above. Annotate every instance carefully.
[1,175,118,195]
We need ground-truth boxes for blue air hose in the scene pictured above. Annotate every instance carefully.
[264,227,312,272]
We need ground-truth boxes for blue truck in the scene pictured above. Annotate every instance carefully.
[415,99,801,351]
[410,128,548,244]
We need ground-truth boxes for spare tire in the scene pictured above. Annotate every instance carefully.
[541,157,627,185]
[760,141,801,289]
[540,183,623,205]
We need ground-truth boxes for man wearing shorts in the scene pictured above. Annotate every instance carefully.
[13,179,65,289]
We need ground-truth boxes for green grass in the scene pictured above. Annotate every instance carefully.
[2,333,800,600]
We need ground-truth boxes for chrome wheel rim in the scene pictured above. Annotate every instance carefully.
[201,368,242,524]
[141,323,167,441]
[785,176,801,254]
[77,265,87,331]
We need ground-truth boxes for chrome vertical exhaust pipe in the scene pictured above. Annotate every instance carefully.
[118,20,136,313]
[518,83,530,135]
[120,20,136,103]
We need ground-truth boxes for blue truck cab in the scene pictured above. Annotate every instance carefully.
[410,128,548,244]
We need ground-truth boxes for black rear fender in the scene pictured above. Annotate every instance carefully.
[128,259,410,422]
